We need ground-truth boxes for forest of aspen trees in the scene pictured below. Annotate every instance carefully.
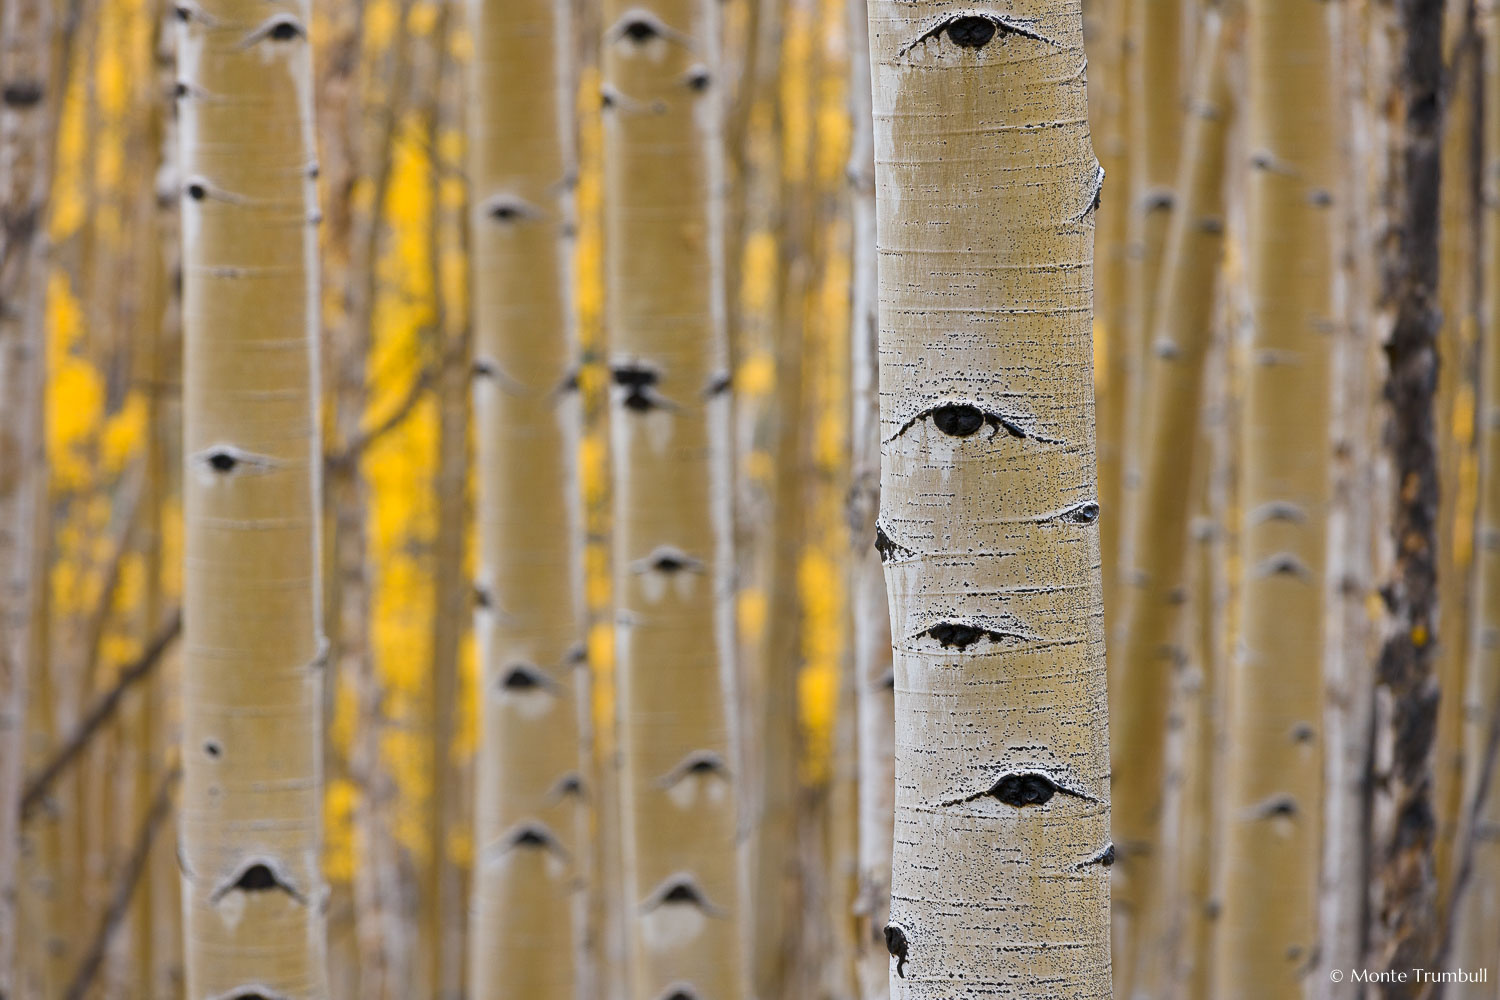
[2,0,1500,997]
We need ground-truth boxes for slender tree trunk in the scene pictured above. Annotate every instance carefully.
[866,3,1112,996]
[1213,0,1338,990]
[1115,11,1233,996]
[601,0,746,995]
[466,0,590,995]
[0,0,55,985]
[846,2,893,998]
[1446,3,1500,982]
[1363,0,1444,988]
[176,0,328,993]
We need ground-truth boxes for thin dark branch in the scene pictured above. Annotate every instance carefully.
[62,765,180,1000]
[20,609,182,819]
[324,340,470,473]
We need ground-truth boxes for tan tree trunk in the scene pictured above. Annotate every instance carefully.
[1446,0,1500,982]
[465,0,590,996]
[846,2,894,997]
[0,0,55,985]
[176,0,328,994]
[601,1,746,996]
[865,3,1111,996]
[1213,0,1338,991]
[1109,11,1232,997]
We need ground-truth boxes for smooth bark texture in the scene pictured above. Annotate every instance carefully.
[1446,0,1500,984]
[466,0,588,997]
[1213,0,1338,992]
[1114,11,1233,995]
[0,0,54,984]
[1367,0,1444,988]
[176,0,328,994]
[866,2,1111,995]
[847,1,894,997]
[601,2,746,997]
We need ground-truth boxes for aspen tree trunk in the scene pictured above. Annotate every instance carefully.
[1108,0,1182,977]
[1114,12,1233,997]
[1365,0,1444,986]
[865,3,1111,996]
[466,0,589,996]
[847,2,894,997]
[1447,1,1500,980]
[1213,0,1338,990]
[0,0,54,985]
[602,0,745,996]
[1432,1,1481,906]
[176,0,328,994]
[1110,11,1231,994]
[1091,0,1133,652]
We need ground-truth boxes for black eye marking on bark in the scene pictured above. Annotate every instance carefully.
[612,363,672,412]
[1308,188,1333,207]
[228,993,285,1000]
[705,371,732,396]
[661,991,699,1000]
[2,81,44,107]
[195,445,269,476]
[636,546,702,574]
[500,664,554,692]
[877,669,895,691]
[899,12,1054,55]
[1144,189,1174,213]
[920,622,1008,650]
[601,88,617,109]
[548,772,586,800]
[1291,722,1316,744]
[472,358,496,380]
[884,924,909,978]
[211,860,305,904]
[943,771,1093,808]
[1056,501,1100,524]
[1197,215,1225,234]
[1076,843,1116,869]
[889,403,1028,442]
[1250,500,1306,524]
[173,3,194,21]
[622,18,659,41]
[641,875,724,916]
[1255,795,1298,819]
[204,740,222,758]
[185,181,207,201]
[505,822,561,852]
[207,451,236,472]
[558,369,581,394]
[874,523,914,563]
[657,750,730,788]
[482,195,540,224]
[174,80,190,98]
[1255,553,1312,580]
[243,14,306,46]
[685,66,711,91]
[473,585,492,609]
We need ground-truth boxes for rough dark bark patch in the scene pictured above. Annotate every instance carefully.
[1370,0,1444,986]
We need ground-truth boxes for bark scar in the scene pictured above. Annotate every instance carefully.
[898,10,1056,56]
[209,859,306,906]
[641,874,725,917]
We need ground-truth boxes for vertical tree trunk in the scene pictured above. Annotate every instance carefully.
[466,0,589,997]
[865,3,1112,996]
[846,2,894,998]
[1365,0,1444,988]
[1214,0,1338,990]
[0,0,55,986]
[1446,0,1500,980]
[1114,11,1233,996]
[176,0,328,994]
[601,1,746,996]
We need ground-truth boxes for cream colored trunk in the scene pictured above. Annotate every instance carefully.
[1212,0,1336,992]
[176,0,327,994]
[466,0,588,998]
[847,1,893,997]
[602,2,745,997]
[1110,12,1232,997]
[866,2,1111,996]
